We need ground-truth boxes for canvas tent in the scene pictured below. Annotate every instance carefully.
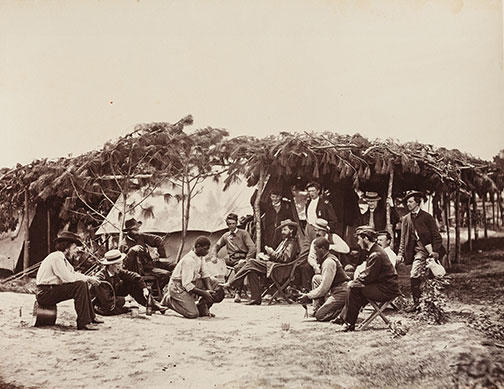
[96,177,255,262]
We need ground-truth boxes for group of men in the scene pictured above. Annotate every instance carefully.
[35,182,444,331]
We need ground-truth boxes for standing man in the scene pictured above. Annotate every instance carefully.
[305,182,338,241]
[120,218,171,287]
[161,236,224,319]
[342,226,399,332]
[212,213,256,302]
[92,249,167,315]
[397,191,444,312]
[35,231,103,331]
[298,237,350,322]
[261,189,294,250]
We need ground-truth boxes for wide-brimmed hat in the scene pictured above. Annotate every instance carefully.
[354,225,378,240]
[313,218,330,232]
[275,219,298,231]
[364,191,381,202]
[100,249,126,265]
[55,231,83,246]
[123,218,142,232]
[403,190,425,203]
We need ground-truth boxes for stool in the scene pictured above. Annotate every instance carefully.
[358,299,394,330]
[144,275,162,300]
[33,300,57,327]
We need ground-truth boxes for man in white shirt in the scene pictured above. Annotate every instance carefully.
[377,230,398,268]
[35,231,102,330]
[304,182,338,240]
[161,236,224,318]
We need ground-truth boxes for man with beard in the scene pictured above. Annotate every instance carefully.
[261,189,294,250]
[92,249,167,315]
[341,226,399,332]
[35,231,103,330]
[397,190,444,312]
[220,219,300,305]
[298,237,350,322]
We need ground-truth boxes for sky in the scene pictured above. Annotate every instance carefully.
[0,0,503,169]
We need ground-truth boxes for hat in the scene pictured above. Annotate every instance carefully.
[403,190,425,203]
[275,219,298,231]
[55,231,83,246]
[123,218,142,232]
[364,191,381,201]
[226,213,239,222]
[313,218,330,232]
[354,225,378,240]
[100,249,126,265]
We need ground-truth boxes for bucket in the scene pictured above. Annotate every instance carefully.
[33,300,57,327]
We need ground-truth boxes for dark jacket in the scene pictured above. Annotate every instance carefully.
[121,233,166,275]
[305,197,339,232]
[358,243,399,294]
[359,205,399,231]
[261,199,294,249]
[398,210,444,264]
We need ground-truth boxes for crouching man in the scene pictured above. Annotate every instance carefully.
[92,249,167,315]
[35,231,103,331]
[298,237,349,322]
[161,236,224,318]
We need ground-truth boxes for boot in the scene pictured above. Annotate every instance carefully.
[152,299,168,314]
[405,277,422,313]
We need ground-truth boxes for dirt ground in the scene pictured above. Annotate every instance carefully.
[1,249,503,389]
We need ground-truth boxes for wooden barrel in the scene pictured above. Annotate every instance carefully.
[33,300,57,327]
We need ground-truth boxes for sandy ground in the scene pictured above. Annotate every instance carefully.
[0,289,502,389]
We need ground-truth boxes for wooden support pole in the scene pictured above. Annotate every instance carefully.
[47,207,51,255]
[443,192,451,268]
[467,196,472,252]
[385,168,394,248]
[23,188,30,271]
[455,189,461,264]
[472,192,479,241]
[491,193,496,230]
[253,167,268,253]
[482,193,488,239]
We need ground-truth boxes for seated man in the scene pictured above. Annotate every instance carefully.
[221,219,300,305]
[35,231,103,331]
[92,249,167,316]
[298,237,349,322]
[297,218,350,291]
[120,218,171,288]
[161,236,224,319]
[212,213,256,302]
[377,230,398,268]
[341,226,400,332]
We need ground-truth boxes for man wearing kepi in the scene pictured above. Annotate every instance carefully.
[35,231,103,331]
[397,190,444,312]
[92,249,167,316]
[342,226,399,332]
[298,237,350,322]
[161,236,224,319]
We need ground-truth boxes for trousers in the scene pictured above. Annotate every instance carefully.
[312,276,348,322]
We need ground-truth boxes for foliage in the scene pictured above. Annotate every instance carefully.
[417,276,451,325]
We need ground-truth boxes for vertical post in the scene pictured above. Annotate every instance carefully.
[472,192,479,241]
[482,193,488,239]
[443,192,451,268]
[23,188,30,271]
[47,206,51,254]
[455,189,461,264]
[254,167,267,253]
[491,193,496,230]
[385,168,394,248]
[467,196,472,252]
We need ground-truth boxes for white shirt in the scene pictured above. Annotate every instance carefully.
[306,197,320,225]
[384,246,397,267]
[36,251,88,285]
[307,233,350,273]
[170,250,212,292]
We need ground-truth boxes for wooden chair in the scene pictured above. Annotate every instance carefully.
[358,299,395,330]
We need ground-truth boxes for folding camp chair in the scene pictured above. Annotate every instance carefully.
[262,253,308,305]
[358,299,395,330]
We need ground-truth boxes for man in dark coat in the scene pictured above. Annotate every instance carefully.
[92,249,167,315]
[305,182,339,240]
[358,191,399,231]
[341,226,400,332]
[261,189,294,250]
[397,191,444,311]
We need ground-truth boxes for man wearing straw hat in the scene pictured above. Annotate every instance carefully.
[92,249,167,316]
[35,231,103,330]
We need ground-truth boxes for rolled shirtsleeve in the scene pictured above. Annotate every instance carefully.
[53,257,88,283]
[180,258,196,292]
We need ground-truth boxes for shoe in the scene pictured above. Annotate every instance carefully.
[153,301,168,314]
[331,317,345,325]
[405,303,420,313]
[246,300,261,306]
[77,324,99,331]
[234,294,241,303]
[91,318,104,324]
[342,323,355,332]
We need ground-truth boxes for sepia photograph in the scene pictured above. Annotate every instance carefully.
[1,1,503,388]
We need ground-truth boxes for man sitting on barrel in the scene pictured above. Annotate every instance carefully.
[35,231,103,331]
[92,249,167,316]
